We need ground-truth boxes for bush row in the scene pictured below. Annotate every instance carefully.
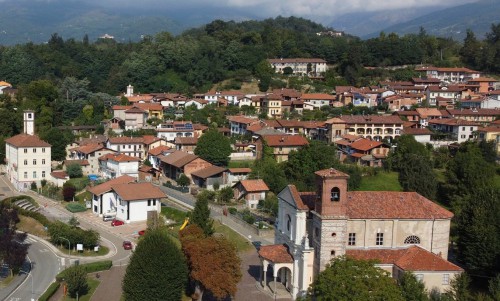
[55,260,113,282]
[65,202,87,213]
[38,282,60,301]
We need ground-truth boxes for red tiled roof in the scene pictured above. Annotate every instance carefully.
[108,136,145,144]
[315,168,350,178]
[112,182,166,201]
[346,191,453,219]
[6,134,51,147]
[258,244,294,263]
[191,165,227,178]
[263,135,309,147]
[349,138,383,151]
[228,168,252,173]
[268,58,326,64]
[159,150,199,168]
[240,179,269,192]
[87,175,136,195]
[125,106,146,113]
[403,128,433,135]
[148,145,172,156]
[447,108,500,116]
[175,137,198,145]
[347,246,462,272]
[64,159,89,166]
[428,118,480,126]
[416,108,442,118]
[74,143,107,154]
[133,103,163,111]
[99,153,141,162]
[51,170,69,179]
[339,115,404,125]
[142,135,161,145]
[301,93,335,100]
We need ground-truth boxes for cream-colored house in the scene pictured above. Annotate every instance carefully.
[325,115,404,143]
[5,111,52,190]
[258,168,461,299]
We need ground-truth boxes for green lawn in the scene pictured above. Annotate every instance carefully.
[356,171,403,191]
[213,220,253,252]
[64,278,100,301]
[494,174,500,189]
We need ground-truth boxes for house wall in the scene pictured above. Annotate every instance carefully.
[92,191,119,216]
[6,144,51,190]
[116,198,161,222]
[245,191,266,209]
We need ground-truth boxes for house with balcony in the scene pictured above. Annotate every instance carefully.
[106,136,145,159]
[445,108,500,126]
[335,136,389,167]
[156,121,195,142]
[227,116,260,136]
[255,134,309,163]
[325,115,404,143]
[425,85,464,107]
[88,175,136,217]
[415,108,443,127]
[147,145,173,170]
[301,93,335,110]
[416,66,481,83]
[428,118,480,143]
[67,143,116,175]
[98,153,141,179]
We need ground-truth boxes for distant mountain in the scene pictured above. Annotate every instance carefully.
[327,6,449,38]
[365,0,500,40]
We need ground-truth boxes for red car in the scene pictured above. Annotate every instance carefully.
[111,219,124,227]
[123,241,132,250]
[138,230,146,236]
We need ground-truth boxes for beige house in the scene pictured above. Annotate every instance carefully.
[67,143,116,175]
[267,58,327,77]
[325,115,404,143]
[255,134,309,163]
[258,168,461,299]
[233,179,269,209]
[5,111,52,190]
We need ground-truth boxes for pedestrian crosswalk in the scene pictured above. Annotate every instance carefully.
[24,237,37,244]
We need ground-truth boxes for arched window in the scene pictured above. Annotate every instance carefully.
[286,215,292,232]
[331,187,340,202]
[404,235,421,244]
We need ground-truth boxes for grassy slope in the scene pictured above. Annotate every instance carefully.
[356,171,403,192]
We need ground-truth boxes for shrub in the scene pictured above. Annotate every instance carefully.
[56,260,112,282]
[228,207,237,215]
[67,164,83,178]
[65,203,87,213]
[62,183,76,201]
[30,181,37,190]
[38,282,60,301]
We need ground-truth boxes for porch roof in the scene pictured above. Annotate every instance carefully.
[259,244,294,263]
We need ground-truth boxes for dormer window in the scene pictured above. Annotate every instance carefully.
[331,187,340,202]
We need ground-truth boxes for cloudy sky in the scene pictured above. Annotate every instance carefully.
[88,0,478,18]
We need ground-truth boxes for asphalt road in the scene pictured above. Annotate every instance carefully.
[0,236,62,301]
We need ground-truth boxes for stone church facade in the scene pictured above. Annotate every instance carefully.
[258,168,462,299]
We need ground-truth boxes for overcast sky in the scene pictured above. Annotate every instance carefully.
[88,0,478,18]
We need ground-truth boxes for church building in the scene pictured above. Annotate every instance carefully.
[258,168,462,299]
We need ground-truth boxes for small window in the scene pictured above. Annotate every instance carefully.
[42,171,45,178]
[33,171,36,179]
[33,159,36,165]
[24,172,28,179]
[404,235,421,244]
[153,199,156,206]
[314,227,320,238]
[330,250,335,257]
[147,199,151,206]
[348,233,356,246]
[376,233,384,246]
[24,149,28,153]
[24,160,28,165]
[331,187,340,201]
[42,159,45,165]
[286,215,292,232]
[33,148,36,153]
[331,233,337,237]
[42,148,45,153]
[442,274,449,285]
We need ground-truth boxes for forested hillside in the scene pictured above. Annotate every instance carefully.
[1,17,499,97]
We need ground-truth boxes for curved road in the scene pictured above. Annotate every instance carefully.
[1,236,61,301]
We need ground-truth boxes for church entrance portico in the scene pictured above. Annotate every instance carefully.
[258,244,295,299]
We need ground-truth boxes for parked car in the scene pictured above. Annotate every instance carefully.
[123,241,132,250]
[103,214,116,222]
[138,230,146,236]
[111,219,124,227]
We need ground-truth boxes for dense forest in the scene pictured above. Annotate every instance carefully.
[0,17,499,96]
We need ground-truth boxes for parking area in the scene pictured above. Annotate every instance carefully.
[77,211,147,242]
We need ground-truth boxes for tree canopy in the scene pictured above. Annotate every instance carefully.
[122,229,188,301]
[191,191,215,237]
[194,129,232,166]
[305,256,403,301]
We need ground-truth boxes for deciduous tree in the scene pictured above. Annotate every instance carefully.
[0,203,29,275]
[180,225,242,300]
[191,192,214,237]
[305,256,403,301]
[400,272,429,301]
[194,129,232,166]
[65,265,89,298]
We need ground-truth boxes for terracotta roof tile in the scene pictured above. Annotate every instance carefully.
[315,168,350,178]
[228,168,252,173]
[142,135,161,145]
[108,136,145,144]
[191,165,227,178]
[74,143,107,154]
[6,134,51,147]
[240,179,269,192]
[175,137,198,145]
[87,175,136,195]
[51,170,69,179]
[112,182,166,201]
[159,150,199,168]
[133,103,163,111]
[447,108,500,116]
[263,135,309,147]
[349,138,383,152]
[64,159,89,166]
[148,145,172,156]
[339,115,404,125]
[347,246,462,272]
[258,244,294,263]
[99,153,141,162]
[428,119,480,126]
[403,128,433,135]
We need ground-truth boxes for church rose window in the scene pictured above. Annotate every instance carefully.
[404,235,421,244]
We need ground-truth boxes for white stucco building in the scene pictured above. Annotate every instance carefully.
[5,111,52,190]
[258,168,461,299]
[98,153,140,179]
[113,182,165,223]
[88,175,136,216]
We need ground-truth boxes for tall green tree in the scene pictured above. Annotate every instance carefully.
[40,127,74,161]
[0,203,28,275]
[305,256,403,301]
[400,272,429,301]
[445,273,472,301]
[194,129,232,166]
[398,153,437,200]
[387,135,430,171]
[456,188,500,277]
[191,192,215,237]
[122,229,188,301]
[65,265,89,298]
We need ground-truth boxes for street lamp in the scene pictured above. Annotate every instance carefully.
[59,236,71,265]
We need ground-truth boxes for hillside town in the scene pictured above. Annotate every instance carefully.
[1,55,499,301]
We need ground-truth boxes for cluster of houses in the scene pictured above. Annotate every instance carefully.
[2,64,499,299]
